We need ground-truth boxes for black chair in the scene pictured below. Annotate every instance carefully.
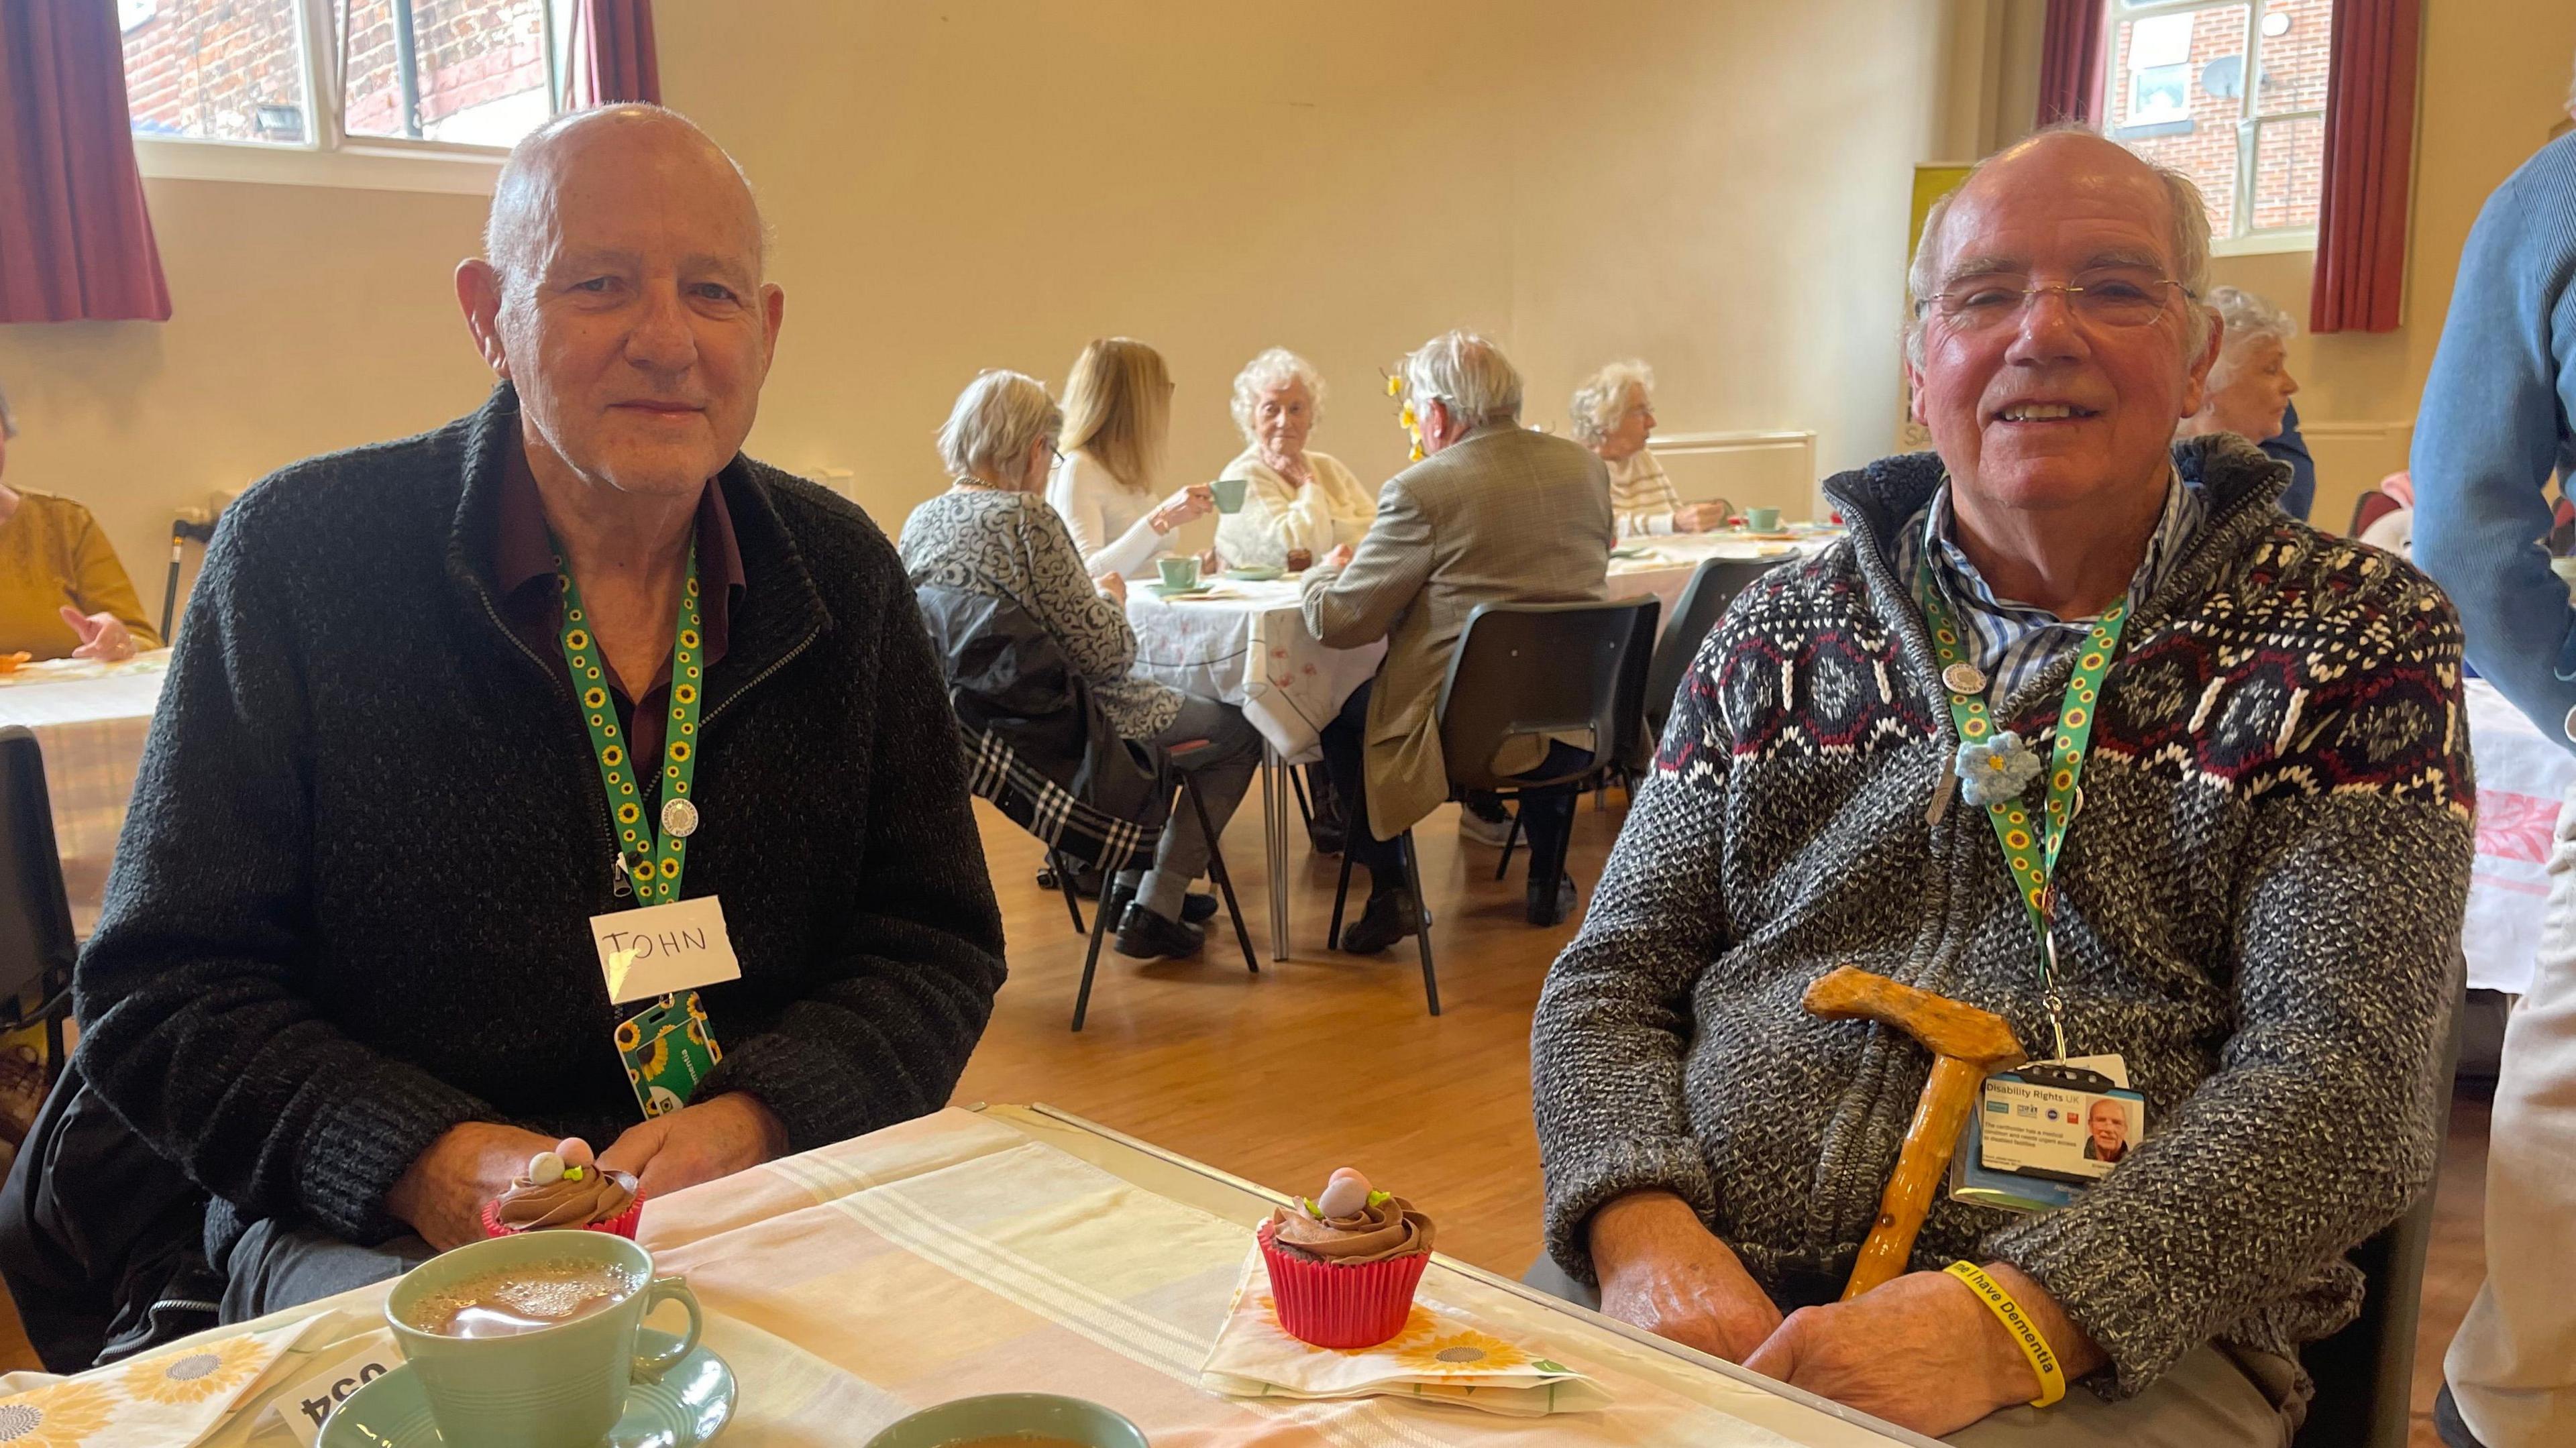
[1065,748,1260,1032]
[1646,557,1786,743]
[0,728,76,1095]
[1328,598,1659,1015]
[2290,957,2468,1448]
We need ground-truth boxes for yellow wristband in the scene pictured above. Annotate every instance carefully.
[1945,1261,2066,1408]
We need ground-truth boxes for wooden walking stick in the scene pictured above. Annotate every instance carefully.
[1805,965,2027,1300]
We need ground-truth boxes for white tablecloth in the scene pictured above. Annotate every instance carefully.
[2465,677,2576,995]
[1126,579,1383,763]
[1607,531,1839,631]
[0,651,170,936]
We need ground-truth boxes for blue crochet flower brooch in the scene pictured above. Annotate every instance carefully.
[1955,730,2043,806]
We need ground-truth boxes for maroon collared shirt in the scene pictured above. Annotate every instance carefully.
[493,442,747,769]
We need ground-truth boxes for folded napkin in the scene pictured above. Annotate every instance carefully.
[0,1313,335,1448]
[1201,1244,1611,1417]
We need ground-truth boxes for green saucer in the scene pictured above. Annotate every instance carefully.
[1151,582,1214,598]
[1222,565,1283,581]
[1609,546,1648,559]
[319,1329,735,1447]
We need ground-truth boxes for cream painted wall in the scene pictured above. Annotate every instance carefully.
[0,180,495,630]
[656,0,1952,535]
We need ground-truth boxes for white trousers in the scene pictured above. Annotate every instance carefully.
[2446,779,2576,1446]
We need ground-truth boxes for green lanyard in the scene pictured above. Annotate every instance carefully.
[1914,566,2129,1061]
[556,547,705,907]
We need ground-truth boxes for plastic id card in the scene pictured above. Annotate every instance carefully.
[614,991,722,1119]
[1952,1055,2147,1214]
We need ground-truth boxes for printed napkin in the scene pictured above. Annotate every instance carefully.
[1201,1245,1612,1416]
[0,1313,335,1448]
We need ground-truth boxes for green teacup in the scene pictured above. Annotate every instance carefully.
[864,1393,1148,1448]
[1210,476,1248,513]
[1157,556,1201,590]
[1745,506,1783,533]
[386,1229,702,1448]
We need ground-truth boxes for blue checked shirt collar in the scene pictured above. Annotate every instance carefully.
[1894,469,2202,708]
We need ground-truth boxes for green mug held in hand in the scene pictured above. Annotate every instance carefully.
[386,1230,702,1448]
[1210,475,1249,513]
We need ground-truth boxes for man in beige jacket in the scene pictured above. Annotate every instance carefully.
[1303,330,1613,951]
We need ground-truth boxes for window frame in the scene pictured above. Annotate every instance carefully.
[2104,0,2326,255]
[127,0,576,196]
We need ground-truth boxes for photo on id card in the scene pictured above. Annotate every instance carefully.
[1953,1058,2147,1213]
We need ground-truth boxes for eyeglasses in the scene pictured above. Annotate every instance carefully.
[1923,270,2190,333]
[1048,443,1067,465]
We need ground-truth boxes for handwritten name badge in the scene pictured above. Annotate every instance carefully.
[590,895,741,1005]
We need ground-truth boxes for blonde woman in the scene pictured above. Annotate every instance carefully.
[1046,338,1214,579]
[1570,360,1729,537]
[1214,348,1375,571]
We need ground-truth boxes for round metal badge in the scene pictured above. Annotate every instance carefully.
[659,796,700,838]
[1941,662,1988,695]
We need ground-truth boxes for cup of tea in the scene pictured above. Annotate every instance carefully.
[386,1228,702,1448]
[1210,476,1249,514]
[1745,506,1783,533]
[863,1393,1148,1448]
[1157,555,1201,590]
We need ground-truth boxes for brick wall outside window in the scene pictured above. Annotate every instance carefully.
[2106,0,2332,238]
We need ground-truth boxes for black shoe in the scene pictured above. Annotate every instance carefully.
[1181,892,1219,926]
[1526,873,1578,926]
[1307,818,1346,856]
[1340,891,1422,954]
[1114,903,1205,960]
[2434,1384,2491,1448]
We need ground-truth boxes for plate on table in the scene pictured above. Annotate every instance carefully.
[1726,531,1801,542]
[1608,547,1650,560]
[1223,565,1284,581]
[318,1329,735,1447]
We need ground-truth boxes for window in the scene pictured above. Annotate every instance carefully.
[120,0,580,172]
[2106,0,2332,247]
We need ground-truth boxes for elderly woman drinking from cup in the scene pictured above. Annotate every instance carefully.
[1571,360,1729,537]
[1046,337,1214,580]
[904,370,1263,962]
[1213,348,1376,571]
[0,382,160,661]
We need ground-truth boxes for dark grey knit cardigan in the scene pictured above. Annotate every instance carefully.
[1532,436,2473,1399]
[73,386,1006,1247]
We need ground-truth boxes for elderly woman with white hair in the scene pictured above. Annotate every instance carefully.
[901,370,1263,962]
[1213,348,1376,571]
[2178,286,2300,448]
[1570,361,1730,537]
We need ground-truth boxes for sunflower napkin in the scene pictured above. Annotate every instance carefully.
[1200,1245,1611,1416]
[0,1314,335,1448]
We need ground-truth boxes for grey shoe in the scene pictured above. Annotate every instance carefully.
[2434,1384,2491,1448]
[1458,797,1515,848]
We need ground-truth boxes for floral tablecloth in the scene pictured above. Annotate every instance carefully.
[2464,677,2576,995]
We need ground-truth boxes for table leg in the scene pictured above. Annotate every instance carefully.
[1263,744,1290,960]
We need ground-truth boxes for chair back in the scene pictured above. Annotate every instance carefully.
[0,728,76,1082]
[2349,490,2403,538]
[1646,557,1786,742]
[2290,952,2467,1448]
[1434,598,1659,794]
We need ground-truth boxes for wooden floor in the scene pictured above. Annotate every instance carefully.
[0,791,2496,1447]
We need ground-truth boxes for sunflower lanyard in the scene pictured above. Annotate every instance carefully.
[1914,565,2129,1064]
[557,547,727,1119]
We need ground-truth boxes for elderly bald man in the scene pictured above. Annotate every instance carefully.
[1530,129,2470,1443]
[0,106,1004,1366]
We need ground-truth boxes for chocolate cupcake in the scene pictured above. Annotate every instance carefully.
[1259,1168,1433,1348]
[480,1137,643,1239]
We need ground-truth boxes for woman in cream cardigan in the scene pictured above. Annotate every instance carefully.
[1212,348,1375,571]
[1046,337,1214,579]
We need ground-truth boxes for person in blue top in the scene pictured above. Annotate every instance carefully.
[2409,126,2576,1448]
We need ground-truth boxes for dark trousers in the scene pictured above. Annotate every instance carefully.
[1319,679,1592,895]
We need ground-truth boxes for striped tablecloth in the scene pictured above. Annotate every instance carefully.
[40,1105,1927,1448]
[0,651,169,937]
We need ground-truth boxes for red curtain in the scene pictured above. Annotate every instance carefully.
[2310,0,2420,333]
[574,0,661,108]
[2036,0,2110,128]
[0,0,171,324]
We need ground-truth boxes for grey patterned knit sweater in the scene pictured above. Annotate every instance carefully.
[1532,435,2473,1399]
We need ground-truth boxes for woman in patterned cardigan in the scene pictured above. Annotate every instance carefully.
[900,371,1262,962]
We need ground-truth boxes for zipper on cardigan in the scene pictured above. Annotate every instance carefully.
[470,584,625,907]
[700,626,820,732]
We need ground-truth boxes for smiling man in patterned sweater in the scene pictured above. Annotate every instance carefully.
[1531,130,2472,1445]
